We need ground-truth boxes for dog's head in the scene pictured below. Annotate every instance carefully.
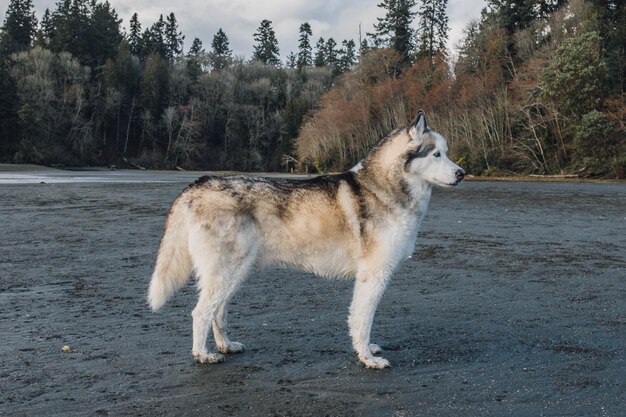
[403,110,465,187]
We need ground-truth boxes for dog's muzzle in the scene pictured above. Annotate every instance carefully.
[454,169,466,185]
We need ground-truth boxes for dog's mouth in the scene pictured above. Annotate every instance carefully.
[431,182,453,188]
[433,179,460,187]
[447,175,465,186]
[433,170,465,187]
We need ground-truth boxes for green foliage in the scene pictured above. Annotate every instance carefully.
[297,22,312,68]
[487,0,564,33]
[45,0,121,67]
[128,13,142,56]
[611,155,626,179]
[338,40,357,73]
[324,38,338,66]
[141,52,168,119]
[164,13,184,60]
[590,0,625,94]
[87,0,122,66]
[541,31,607,117]
[573,110,615,158]
[252,19,280,66]
[0,0,37,54]
[210,28,232,71]
[314,37,325,67]
[488,0,536,32]
[141,15,167,60]
[285,52,297,68]
[48,0,89,61]
[416,0,449,59]
[139,13,186,62]
[369,0,417,65]
[186,37,204,80]
[0,60,19,160]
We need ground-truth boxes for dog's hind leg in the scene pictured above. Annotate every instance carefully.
[192,269,254,362]
[211,247,257,354]
[191,266,252,363]
[348,271,391,369]
[191,287,226,364]
[189,218,257,364]
[213,300,244,354]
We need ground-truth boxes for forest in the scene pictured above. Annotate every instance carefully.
[0,0,624,177]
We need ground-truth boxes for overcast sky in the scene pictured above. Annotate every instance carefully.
[1,0,486,59]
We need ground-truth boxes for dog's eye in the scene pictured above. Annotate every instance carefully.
[433,151,441,158]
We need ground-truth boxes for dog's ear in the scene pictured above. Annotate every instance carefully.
[409,110,428,142]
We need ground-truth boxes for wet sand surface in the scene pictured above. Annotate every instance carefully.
[0,170,624,416]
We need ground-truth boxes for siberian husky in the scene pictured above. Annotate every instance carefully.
[148,110,465,369]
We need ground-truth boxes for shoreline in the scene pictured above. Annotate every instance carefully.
[0,163,623,183]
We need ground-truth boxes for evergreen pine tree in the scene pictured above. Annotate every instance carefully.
[211,28,232,71]
[34,8,52,48]
[189,37,203,55]
[142,14,167,59]
[591,0,625,93]
[0,0,38,54]
[164,12,184,60]
[88,0,122,66]
[187,37,204,80]
[314,37,325,67]
[484,1,565,66]
[297,22,312,68]
[252,19,280,66]
[48,0,90,62]
[370,0,417,65]
[286,51,297,68]
[128,13,142,57]
[324,37,338,68]
[46,0,68,51]
[487,0,536,34]
[360,37,371,54]
[416,0,449,58]
[338,39,357,73]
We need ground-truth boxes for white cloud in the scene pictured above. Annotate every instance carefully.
[1,0,485,60]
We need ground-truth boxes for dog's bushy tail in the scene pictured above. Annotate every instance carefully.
[148,201,193,311]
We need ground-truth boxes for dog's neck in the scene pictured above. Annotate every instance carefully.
[352,162,432,213]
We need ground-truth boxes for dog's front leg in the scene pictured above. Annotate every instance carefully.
[348,273,391,369]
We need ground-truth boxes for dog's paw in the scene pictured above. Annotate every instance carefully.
[218,341,245,354]
[192,351,225,364]
[360,355,391,369]
[369,343,382,354]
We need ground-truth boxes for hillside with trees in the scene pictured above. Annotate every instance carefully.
[0,0,624,177]
[0,0,356,171]
[296,0,625,178]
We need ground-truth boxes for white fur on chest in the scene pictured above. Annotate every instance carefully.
[369,187,432,270]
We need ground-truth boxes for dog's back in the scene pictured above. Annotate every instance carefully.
[150,172,364,306]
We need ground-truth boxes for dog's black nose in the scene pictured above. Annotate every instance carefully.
[455,169,465,181]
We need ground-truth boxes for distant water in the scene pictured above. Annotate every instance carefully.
[0,168,306,185]
[0,169,209,185]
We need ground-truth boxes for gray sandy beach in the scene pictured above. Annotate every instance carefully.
[1,167,624,416]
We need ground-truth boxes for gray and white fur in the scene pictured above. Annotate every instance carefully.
[148,110,465,369]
